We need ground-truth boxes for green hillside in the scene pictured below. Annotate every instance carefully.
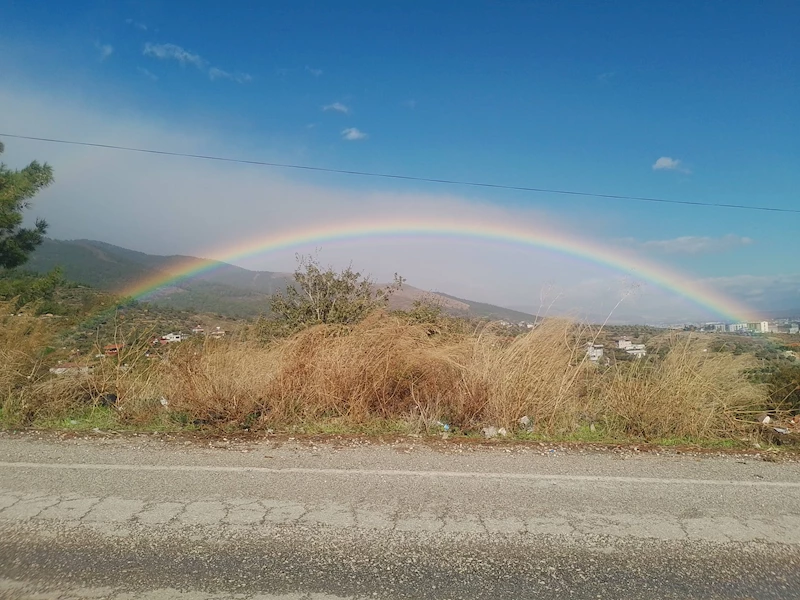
[28,239,537,321]
[435,292,538,322]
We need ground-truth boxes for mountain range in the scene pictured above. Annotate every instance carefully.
[27,239,537,321]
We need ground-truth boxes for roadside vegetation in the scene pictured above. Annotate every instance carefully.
[0,140,798,446]
[1,259,797,446]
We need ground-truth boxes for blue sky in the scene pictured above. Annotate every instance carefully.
[1,1,798,321]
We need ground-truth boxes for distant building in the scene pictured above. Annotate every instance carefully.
[747,321,770,334]
[729,323,748,333]
[791,324,799,335]
[617,338,646,358]
[210,326,226,339]
[160,332,186,343]
[191,325,205,335]
[586,343,604,362]
[626,344,647,358]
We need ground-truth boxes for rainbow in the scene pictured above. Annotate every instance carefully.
[120,217,755,322]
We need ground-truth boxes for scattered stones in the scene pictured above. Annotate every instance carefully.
[498,427,508,437]
[482,426,498,439]
[519,416,531,428]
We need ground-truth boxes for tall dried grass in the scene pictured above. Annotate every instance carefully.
[0,303,55,423]
[0,307,772,440]
[594,335,767,439]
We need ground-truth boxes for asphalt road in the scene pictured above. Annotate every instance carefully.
[1,431,799,599]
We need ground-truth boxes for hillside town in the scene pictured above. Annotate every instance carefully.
[691,320,799,335]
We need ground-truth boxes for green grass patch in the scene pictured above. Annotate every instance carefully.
[32,405,121,431]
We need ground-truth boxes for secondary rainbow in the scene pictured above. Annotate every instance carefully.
[120,217,756,322]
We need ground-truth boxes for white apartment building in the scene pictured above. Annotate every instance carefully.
[747,321,770,334]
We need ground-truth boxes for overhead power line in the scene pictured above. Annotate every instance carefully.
[1,132,797,214]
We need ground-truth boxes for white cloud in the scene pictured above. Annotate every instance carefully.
[96,43,114,61]
[652,156,691,173]
[136,67,158,81]
[637,234,753,255]
[208,67,252,84]
[341,127,367,141]
[143,44,249,83]
[597,71,615,82]
[143,43,206,69]
[323,102,350,114]
[305,66,323,77]
[125,19,148,31]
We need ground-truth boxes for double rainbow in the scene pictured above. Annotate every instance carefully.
[120,217,755,322]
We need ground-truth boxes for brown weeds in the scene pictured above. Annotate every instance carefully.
[0,308,772,440]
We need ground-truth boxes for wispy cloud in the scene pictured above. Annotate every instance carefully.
[208,67,252,83]
[143,43,206,69]
[136,67,158,81]
[125,18,148,31]
[323,102,350,114]
[305,65,323,77]
[143,43,249,83]
[597,71,615,83]
[404,99,417,109]
[95,42,114,61]
[631,234,753,255]
[342,127,368,141]
[652,156,691,173]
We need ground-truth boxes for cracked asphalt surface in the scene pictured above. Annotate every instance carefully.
[1,432,799,599]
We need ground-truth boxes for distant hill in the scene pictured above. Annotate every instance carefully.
[28,239,536,321]
[435,293,539,322]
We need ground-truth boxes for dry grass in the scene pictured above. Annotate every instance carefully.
[0,308,774,440]
[594,335,767,439]
[0,304,55,424]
